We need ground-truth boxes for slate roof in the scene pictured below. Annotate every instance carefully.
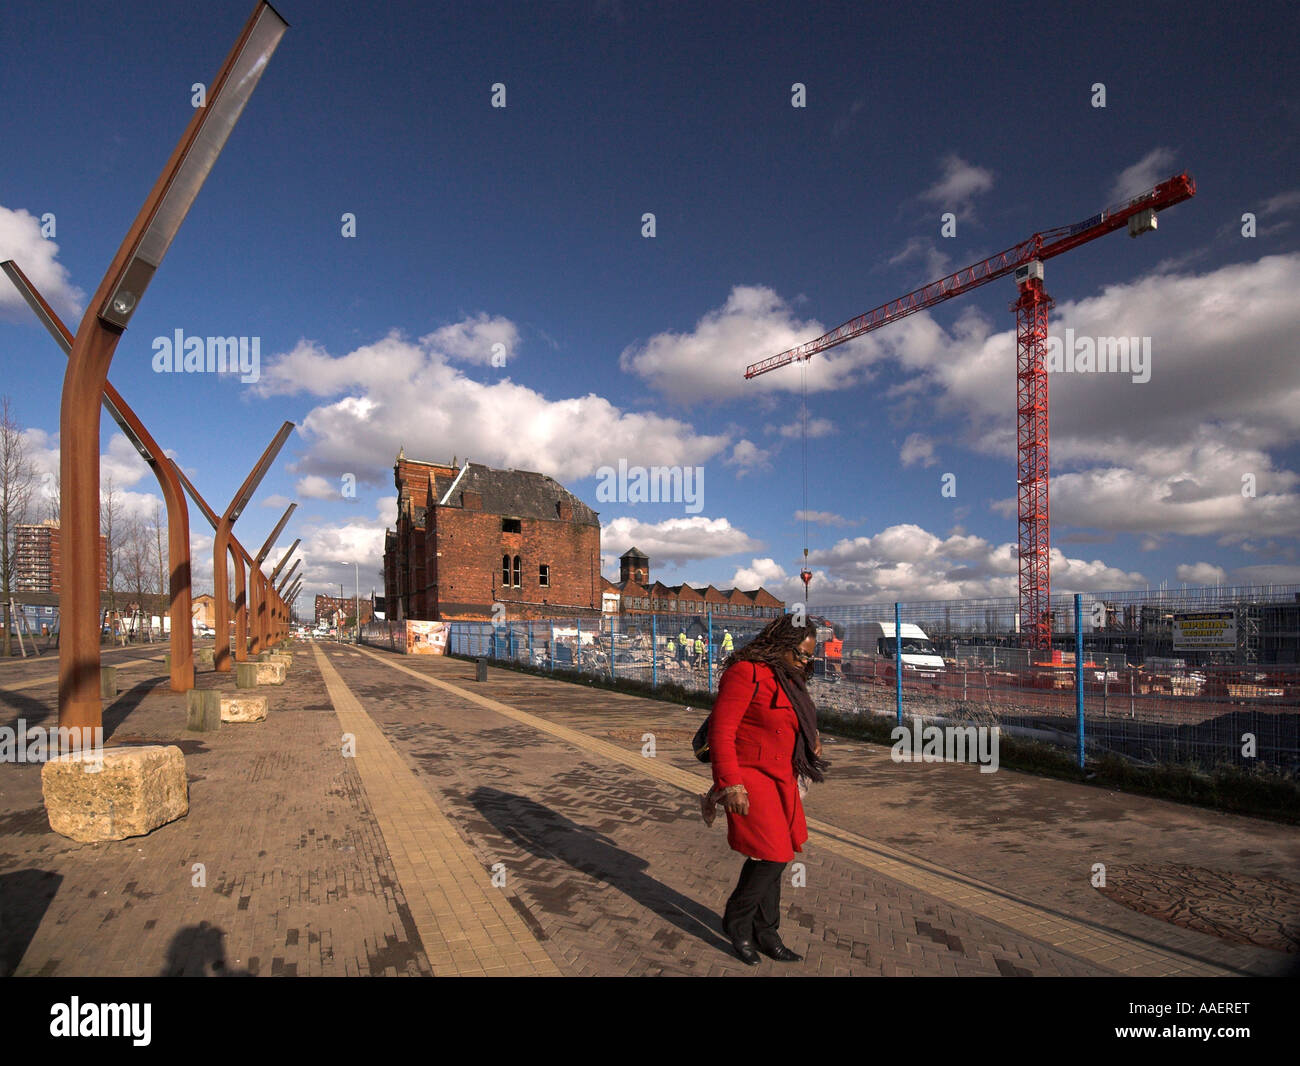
[427,461,599,526]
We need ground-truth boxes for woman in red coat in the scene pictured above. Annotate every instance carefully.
[707,614,827,965]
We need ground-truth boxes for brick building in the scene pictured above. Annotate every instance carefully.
[313,594,374,627]
[602,547,785,620]
[14,520,108,594]
[383,452,602,621]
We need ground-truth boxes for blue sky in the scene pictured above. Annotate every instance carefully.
[2,0,1298,614]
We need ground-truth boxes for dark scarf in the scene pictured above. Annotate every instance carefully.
[770,660,829,784]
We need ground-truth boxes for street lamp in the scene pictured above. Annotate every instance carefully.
[55,2,287,738]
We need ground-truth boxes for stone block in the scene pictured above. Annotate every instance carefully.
[236,661,285,687]
[42,745,188,843]
[101,666,117,699]
[220,695,268,723]
[196,648,215,669]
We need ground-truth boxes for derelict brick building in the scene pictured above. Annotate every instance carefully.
[383,451,602,621]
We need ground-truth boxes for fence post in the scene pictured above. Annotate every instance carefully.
[895,601,903,725]
[651,614,658,688]
[576,617,582,671]
[707,610,714,692]
[549,621,555,673]
[529,621,534,667]
[610,616,616,681]
[1075,593,1085,769]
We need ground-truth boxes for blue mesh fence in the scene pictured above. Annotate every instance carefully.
[437,585,1298,778]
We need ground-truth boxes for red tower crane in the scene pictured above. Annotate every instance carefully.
[746,172,1196,651]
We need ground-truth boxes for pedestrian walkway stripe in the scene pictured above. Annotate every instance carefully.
[310,644,561,977]
[350,645,1233,978]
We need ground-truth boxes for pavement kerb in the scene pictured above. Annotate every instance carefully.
[310,643,562,977]
[350,643,1235,978]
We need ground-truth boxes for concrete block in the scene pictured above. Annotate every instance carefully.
[101,666,117,699]
[220,695,268,723]
[196,648,215,669]
[236,661,285,687]
[186,690,221,732]
[42,745,188,843]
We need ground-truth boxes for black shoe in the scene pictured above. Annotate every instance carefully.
[756,937,803,962]
[723,923,761,966]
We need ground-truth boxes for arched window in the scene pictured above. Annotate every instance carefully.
[513,555,521,587]
[502,555,510,586]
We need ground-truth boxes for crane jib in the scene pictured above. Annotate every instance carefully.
[743,171,1195,379]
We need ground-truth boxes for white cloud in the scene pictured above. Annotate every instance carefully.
[619,285,879,404]
[255,327,729,488]
[0,206,85,323]
[724,439,771,476]
[802,522,1146,604]
[261,494,293,509]
[920,155,994,211]
[297,475,338,500]
[873,254,1300,542]
[420,313,520,366]
[1175,562,1229,585]
[601,515,762,567]
[900,432,938,468]
[795,510,851,526]
[1109,148,1178,202]
[773,417,834,439]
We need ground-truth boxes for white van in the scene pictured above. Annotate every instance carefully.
[842,621,945,681]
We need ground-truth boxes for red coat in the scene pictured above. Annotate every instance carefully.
[709,661,808,862]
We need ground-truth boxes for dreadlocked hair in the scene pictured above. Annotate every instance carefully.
[722,613,814,673]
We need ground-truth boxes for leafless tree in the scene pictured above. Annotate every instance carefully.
[121,514,156,639]
[1,397,39,658]
[151,501,168,622]
[101,474,125,634]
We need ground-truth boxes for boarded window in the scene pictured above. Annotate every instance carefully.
[539,564,549,588]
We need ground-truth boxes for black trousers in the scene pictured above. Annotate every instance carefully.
[723,858,787,942]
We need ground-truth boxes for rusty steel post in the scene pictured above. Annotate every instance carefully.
[1,260,194,693]
[209,422,294,670]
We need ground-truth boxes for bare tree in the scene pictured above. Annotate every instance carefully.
[121,514,155,640]
[151,501,167,624]
[101,474,125,636]
[42,467,60,525]
[0,397,38,658]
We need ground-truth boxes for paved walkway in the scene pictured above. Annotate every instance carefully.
[1,640,1296,977]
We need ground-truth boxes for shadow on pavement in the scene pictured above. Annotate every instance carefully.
[0,868,62,976]
[160,920,250,976]
[467,786,732,957]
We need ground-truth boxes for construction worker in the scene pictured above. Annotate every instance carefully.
[678,629,689,664]
[824,630,843,678]
[665,635,676,664]
[721,628,734,657]
[694,634,706,666]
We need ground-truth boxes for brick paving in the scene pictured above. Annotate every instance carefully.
[1,639,1296,977]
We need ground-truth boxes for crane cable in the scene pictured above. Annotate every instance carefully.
[800,362,812,599]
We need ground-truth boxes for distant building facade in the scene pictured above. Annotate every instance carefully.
[383,452,602,622]
[14,520,107,594]
[602,547,785,620]
[314,594,374,627]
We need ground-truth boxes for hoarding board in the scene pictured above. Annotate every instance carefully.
[1172,610,1236,651]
